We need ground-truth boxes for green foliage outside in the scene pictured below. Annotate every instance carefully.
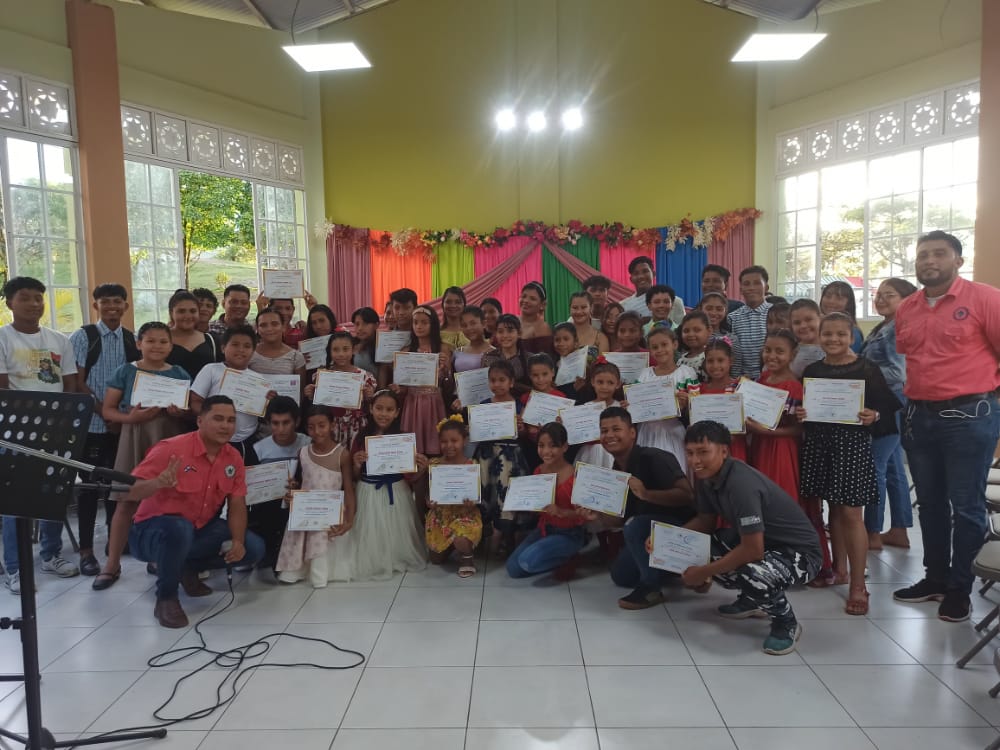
[178,170,255,288]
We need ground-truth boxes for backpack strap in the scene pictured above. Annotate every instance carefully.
[82,324,101,378]
[121,328,140,363]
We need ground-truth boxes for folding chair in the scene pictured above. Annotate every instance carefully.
[959,542,1000,668]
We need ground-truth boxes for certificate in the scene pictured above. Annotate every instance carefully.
[468,401,517,442]
[649,521,711,574]
[262,268,304,298]
[375,330,412,363]
[521,391,575,427]
[131,371,189,409]
[429,464,482,505]
[735,378,789,431]
[267,374,300,405]
[503,473,557,512]
[244,461,292,507]
[559,402,605,445]
[601,351,649,385]
[299,334,331,370]
[803,378,865,425]
[570,462,630,517]
[365,433,417,475]
[555,346,589,387]
[455,367,492,408]
[287,490,344,531]
[218,368,271,417]
[689,393,745,434]
[624,379,678,423]
[393,351,439,387]
[313,369,363,409]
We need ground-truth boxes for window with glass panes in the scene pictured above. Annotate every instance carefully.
[254,183,308,305]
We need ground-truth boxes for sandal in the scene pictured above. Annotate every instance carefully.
[458,554,476,579]
[808,570,837,588]
[845,590,870,616]
[92,568,121,591]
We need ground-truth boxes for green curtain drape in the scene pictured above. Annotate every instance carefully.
[431,240,476,297]
[543,236,601,325]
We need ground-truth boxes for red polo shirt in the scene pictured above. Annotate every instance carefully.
[895,275,1000,401]
[283,325,305,348]
[132,431,247,529]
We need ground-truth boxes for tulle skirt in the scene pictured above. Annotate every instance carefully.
[276,528,355,587]
[637,418,688,474]
[352,479,427,581]
[574,442,615,469]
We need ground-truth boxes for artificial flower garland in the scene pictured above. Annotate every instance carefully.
[316,208,760,262]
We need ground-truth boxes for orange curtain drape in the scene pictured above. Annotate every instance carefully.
[369,230,433,310]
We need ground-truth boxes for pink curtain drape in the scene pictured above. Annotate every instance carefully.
[599,242,647,303]
[474,236,542,315]
[707,220,755,301]
[422,240,540,318]
[542,241,633,300]
[326,226,373,323]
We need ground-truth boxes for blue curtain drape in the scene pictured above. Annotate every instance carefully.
[656,227,707,306]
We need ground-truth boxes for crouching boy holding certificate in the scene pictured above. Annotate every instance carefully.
[661,420,822,656]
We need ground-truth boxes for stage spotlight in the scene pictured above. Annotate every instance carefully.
[495,109,517,131]
[562,108,583,131]
[527,111,547,132]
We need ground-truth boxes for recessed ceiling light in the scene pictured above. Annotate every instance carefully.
[527,111,547,132]
[731,33,826,62]
[495,108,517,131]
[283,42,371,72]
[561,108,583,131]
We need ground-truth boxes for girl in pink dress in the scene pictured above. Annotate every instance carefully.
[398,306,451,457]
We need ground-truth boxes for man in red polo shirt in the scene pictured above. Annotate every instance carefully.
[892,230,1000,622]
[124,395,265,628]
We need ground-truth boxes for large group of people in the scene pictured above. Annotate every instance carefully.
[0,229,997,654]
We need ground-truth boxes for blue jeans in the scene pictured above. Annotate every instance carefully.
[610,512,692,591]
[903,395,1000,593]
[506,526,585,578]
[2,517,63,575]
[865,411,913,533]
[129,515,265,600]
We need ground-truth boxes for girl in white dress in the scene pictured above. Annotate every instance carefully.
[573,359,622,469]
[276,407,357,586]
[635,325,698,473]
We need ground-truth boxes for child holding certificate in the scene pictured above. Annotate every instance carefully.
[250,308,307,406]
[552,322,595,403]
[472,360,529,558]
[304,331,377,448]
[351,306,380,378]
[506,423,592,581]
[677,311,711,380]
[685,337,746,462]
[574,360,623,470]
[634,325,698,474]
[420,416,483,578]
[350,390,427,580]
[520,353,568,470]
[397,306,451,457]
[276,407,357,586]
[612,312,649,365]
[796,313,900,615]
[480,314,530,398]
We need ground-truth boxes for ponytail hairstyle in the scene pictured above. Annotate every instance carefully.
[764,328,799,351]
[487,359,517,382]
[137,321,172,341]
[537,421,569,447]
[590,358,622,383]
[646,322,678,346]
[704,336,734,359]
[436,413,468,438]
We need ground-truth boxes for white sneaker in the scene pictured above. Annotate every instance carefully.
[41,556,80,578]
[4,571,19,594]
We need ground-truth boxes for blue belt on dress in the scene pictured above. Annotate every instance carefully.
[360,474,403,504]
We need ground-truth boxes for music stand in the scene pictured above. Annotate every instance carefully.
[0,391,166,750]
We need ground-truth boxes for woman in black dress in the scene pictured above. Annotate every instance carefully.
[167,290,219,381]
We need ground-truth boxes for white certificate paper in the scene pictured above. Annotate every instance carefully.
[468,401,517,442]
[299,335,331,370]
[288,490,344,531]
[689,393,745,434]
[503,473,557,512]
[365,433,417,475]
[649,522,711,574]
[313,369,363,409]
[262,268,305,298]
[624,379,678,423]
[521,391,576,427]
[131,371,190,409]
[555,346,589,387]
[245,461,292,507]
[803,378,865,425]
[559,402,605,445]
[429,464,482,505]
[393,351,439,387]
[735,378,789,431]
[375,330,413,363]
[267,374,301,405]
[218,368,271,417]
[601,351,649,385]
[455,367,492,408]
[571,462,630,517]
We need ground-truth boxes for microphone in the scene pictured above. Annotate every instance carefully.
[90,466,138,486]
[220,540,234,586]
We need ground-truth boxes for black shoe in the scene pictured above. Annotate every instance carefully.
[79,554,101,577]
[146,562,158,575]
[617,586,667,610]
[893,578,946,603]
[938,590,972,622]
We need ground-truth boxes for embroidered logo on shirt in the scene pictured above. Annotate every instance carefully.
[183,466,197,473]
[225,464,236,478]
[954,307,969,321]
[740,515,762,526]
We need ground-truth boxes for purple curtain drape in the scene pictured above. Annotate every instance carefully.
[707,220,755,303]
[327,227,373,323]
[421,241,539,318]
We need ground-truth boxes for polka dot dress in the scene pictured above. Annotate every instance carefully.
[800,423,878,507]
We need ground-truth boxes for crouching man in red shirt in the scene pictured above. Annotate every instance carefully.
[124,395,265,628]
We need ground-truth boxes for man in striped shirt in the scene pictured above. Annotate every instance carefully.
[728,265,773,380]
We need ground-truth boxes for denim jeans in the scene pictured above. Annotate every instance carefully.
[903,395,1000,593]
[610,512,692,590]
[129,515,265,600]
[865,410,913,533]
[2,517,63,575]
[506,526,585,578]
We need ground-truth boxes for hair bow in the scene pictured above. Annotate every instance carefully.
[436,414,466,432]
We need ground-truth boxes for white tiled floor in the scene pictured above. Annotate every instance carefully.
[0,530,998,749]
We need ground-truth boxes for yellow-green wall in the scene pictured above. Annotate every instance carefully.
[320,0,757,230]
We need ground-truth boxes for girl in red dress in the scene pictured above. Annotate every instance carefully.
[682,337,746,462]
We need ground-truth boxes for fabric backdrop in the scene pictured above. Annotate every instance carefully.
[707,220,755,304]
[541,237,600,326]
[431,240,476,297]
[326,226,372,323]
[369,230,432,313]
[421,241,540,318]
[656,232,707,308]
[599,242,647,302]
[475,235,542,316]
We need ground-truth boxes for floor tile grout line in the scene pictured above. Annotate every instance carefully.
[462,553,489,750]
[566,579,603,748]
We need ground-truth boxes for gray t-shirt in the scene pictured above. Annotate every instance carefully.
[790,344,825,378]
[697,458,821,562]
